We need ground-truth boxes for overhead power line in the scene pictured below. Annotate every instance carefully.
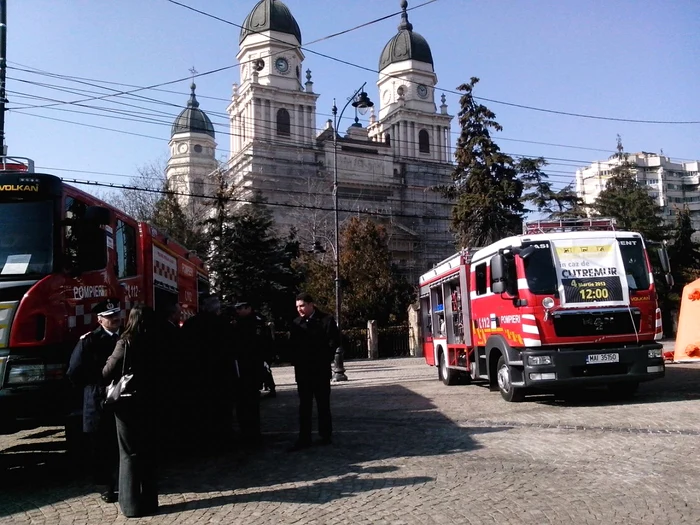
[8,1,697,126]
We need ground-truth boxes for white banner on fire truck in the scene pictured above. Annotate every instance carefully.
[153,245,178,291]
[550,237,629,308]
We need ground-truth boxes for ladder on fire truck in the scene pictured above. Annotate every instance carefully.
[0,156,35,173]
[523,217,617,235]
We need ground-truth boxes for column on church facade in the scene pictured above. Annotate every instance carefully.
[434,124,441,162]
[253,98,261,140]
[231,103,239,154]
[307,105,314,144]
[298,104,305,143]
[409,122,416,158]
[264,99,271,140]
[444,126,451,162]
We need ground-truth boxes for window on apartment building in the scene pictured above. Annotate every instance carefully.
[276,108,290,136]
[419,130,430,153]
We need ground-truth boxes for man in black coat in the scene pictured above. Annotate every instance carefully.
[67,298,122,502]
[231,298,269,446]
[288,293,340,451]
[181,295,236,451]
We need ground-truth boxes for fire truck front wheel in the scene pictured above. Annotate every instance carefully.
[496,356,524,402]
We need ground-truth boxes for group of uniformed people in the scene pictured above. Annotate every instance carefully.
[66,291,339,517]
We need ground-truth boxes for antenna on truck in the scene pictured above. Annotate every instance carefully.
[0,0,7,155]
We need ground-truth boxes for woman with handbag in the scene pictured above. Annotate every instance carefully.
[103,304,160,517]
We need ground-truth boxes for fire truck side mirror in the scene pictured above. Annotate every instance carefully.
[656,246,671,274]
[84,206,111,225]
[490,254,507,294]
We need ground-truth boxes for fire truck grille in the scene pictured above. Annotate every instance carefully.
[553,309,641,338]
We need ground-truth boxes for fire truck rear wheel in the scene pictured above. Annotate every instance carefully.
[439,350,458,386]
[496,355,524,402]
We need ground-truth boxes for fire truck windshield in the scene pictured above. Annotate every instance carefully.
[0,200,53,276]
[618,239,650,290]
[522,242,558,294]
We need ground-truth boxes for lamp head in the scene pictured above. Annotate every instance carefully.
[352,91,374,115]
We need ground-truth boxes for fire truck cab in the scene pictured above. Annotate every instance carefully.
[0,159,208,432]
[419,218,671,402]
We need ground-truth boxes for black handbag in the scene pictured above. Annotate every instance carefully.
[104,341,134,405]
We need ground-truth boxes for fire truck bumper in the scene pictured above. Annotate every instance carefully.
[518,342,665,389]
[0,352,74,430]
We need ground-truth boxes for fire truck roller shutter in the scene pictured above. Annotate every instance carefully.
[486,335,525,401]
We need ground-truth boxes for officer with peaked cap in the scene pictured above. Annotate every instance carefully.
[67,297,123,503]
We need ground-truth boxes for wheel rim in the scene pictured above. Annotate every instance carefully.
[497,363,511,393]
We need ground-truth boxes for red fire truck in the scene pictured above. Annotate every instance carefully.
[418,218,672,401]
[0,158,208,431]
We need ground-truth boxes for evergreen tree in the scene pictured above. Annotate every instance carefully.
[668,205,700,286]
[204,175,299,324]
[151,179,206,255]
[592,136,666,241]
[439,77,546,247]
[549,184,586,219]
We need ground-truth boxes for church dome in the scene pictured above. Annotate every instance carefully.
[379,0,433,71]
[239,0,302,45]
[171,83,215,138]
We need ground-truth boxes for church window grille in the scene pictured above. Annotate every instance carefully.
[277,108,291,136]
[419,130,430,153]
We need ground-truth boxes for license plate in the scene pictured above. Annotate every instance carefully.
[586,353,619,364]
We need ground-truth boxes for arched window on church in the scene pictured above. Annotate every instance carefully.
[419,129,430,153]
[277,108,291,137]
[385,133,391,146]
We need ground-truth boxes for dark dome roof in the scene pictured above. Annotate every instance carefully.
[379,1,434,71]
[240,0,302,45]
[171,83,215,138]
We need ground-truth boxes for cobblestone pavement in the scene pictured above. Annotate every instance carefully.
[1,357,699,524]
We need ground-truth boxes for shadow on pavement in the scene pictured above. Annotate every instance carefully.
[536,364,700,407]
[153,383,506,513]
[0,381,508,517]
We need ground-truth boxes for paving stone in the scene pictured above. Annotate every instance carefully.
[0,359,699,523]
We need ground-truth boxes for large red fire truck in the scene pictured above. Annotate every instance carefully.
[418,218,672,401]
[0,158,208,431]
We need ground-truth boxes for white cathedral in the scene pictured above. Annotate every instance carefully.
[165,0,454,280]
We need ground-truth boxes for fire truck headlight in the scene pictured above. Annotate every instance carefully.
[7,364,44,385]
[542,297,555,309]
[528,355,552,366]
[647,348,662,359]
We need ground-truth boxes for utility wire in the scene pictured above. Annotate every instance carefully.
[9,67,696,163]
[8,1,696,125]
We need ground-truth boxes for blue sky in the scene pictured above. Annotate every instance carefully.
[5,0,700,196]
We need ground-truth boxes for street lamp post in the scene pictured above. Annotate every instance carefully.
[331,83,373,382]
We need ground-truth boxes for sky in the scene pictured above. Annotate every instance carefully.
[4,0,700,198]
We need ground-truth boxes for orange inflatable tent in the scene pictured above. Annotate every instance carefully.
[673,278,700,362]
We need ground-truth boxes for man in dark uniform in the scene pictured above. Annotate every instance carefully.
[181,294,236,451]
[231,298,270,446]
[67,298,122,502]
[288,293,340,451]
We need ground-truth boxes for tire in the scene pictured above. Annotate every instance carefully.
[496,355,524,402]
[608,382,639,399]
[439,350,458,386]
